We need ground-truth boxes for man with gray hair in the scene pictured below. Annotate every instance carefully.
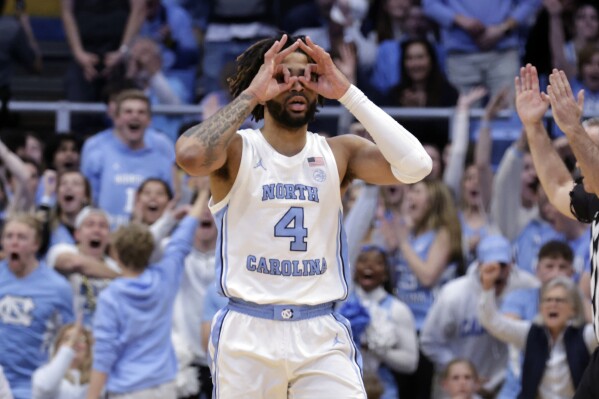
[420,234,538,397]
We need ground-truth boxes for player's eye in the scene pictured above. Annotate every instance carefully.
[275,74,285,84]
[310,73,319,82]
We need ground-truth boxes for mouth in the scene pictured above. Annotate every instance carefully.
[200,219,213,228]
[147,204,159,212]
[548,311,559,319]
[9,252,20,262]
[287,96,308,112]
[63,161,76,170]
[89,239,102,249]
[527,178,540,191]
[127,122,142,132]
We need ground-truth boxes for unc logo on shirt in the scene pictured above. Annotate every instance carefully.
[313,169,326,183]
[281,309,294,319]
[0,295,35,326]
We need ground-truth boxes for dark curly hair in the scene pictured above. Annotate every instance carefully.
[227,34,325,122]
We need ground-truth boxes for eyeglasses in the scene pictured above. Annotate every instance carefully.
[542,296,569,305]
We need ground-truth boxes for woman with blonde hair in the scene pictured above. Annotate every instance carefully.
[479,272,597,399]
[383,179,463,398]
[32,319,93,399]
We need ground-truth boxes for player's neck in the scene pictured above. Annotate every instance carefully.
[260,125,308,157]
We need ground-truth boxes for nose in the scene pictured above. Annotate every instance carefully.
[290,79,304,92]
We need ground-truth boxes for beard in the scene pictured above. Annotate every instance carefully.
[265,96,318,128]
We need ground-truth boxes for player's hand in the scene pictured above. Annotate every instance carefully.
[547,68,584,134]
[515,64,549,127]
[245,34,301,104]
[296,36,351,100]
[479,262,501,291]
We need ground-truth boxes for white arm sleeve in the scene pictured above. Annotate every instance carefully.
[478,290,531,350]
[338,85,433,183]
[443,108,469,199]
[32,346,75,399]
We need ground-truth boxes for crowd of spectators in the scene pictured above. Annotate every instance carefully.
[1,0,599,398]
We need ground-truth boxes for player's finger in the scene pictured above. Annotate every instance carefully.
[274,39,300,63]
[549,69,564,96]
[577,89,585,110]
[530,65,540,93]
[559,70,574,99]
[515,76,522,96]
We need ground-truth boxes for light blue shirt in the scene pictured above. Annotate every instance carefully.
[394,230,441,330]
[422,0,541,53]
[93,217,197,394]
[0,262,74,399]
[81,133,174,229]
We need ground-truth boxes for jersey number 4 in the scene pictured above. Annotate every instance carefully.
[274,207,308,251]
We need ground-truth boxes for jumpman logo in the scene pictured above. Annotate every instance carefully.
[333,333,345,346]
[254,158,266,171]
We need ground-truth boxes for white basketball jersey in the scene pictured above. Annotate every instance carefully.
[209,129,351,305]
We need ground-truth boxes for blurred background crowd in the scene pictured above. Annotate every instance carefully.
[1,0,599,398]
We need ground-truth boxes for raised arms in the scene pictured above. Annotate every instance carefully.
[515,64,576,219]
[175,35,301,177]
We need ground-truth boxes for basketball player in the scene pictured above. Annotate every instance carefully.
[175,34,432,398]
[514,64,599,398]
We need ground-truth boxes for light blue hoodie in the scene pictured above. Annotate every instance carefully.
[92,216,198,394]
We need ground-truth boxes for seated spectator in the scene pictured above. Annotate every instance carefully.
[479,275,597,398]
[140,0,199,72]
[441,358,482,399]
[86,192,203,398]
[32,320,93,399]
[420,234,538,398]
[0,214,74,399]
[422,0,540,101]
[125,37,190,140]
[46,207,120,328]
[549,1,599,79]
[381,38,459,149]
[523,0,579,80]
[348,245,419,399]
[369,0,444,97]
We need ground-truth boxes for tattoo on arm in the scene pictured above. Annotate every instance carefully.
[182,93,254,166]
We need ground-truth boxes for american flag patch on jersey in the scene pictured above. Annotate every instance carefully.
[307,156,324,167]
